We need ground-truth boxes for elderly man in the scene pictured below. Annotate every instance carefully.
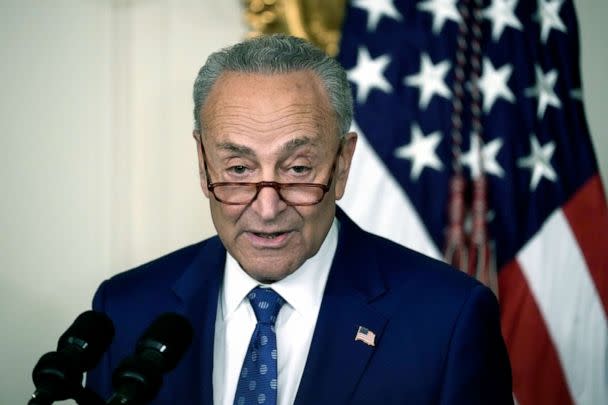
[86,34,512,404]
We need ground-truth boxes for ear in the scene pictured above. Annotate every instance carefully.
[193,131,210,199]
[334,131,357,200]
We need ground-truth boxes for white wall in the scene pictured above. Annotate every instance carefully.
[575,0,608,186]
[0,0,244,402]
[0,1,113,402]
[0,0,606,403]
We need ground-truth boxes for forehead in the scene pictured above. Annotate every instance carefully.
[201,71,337,150]
[205,70,330,110]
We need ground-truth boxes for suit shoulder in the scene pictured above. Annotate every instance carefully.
[361,228,482,294]
[96,236,220,301]
[354,228,500,334]
[113,240,206,282]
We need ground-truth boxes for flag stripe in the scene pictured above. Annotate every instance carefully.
[499,260,573,405]
[517,208,608,404]
[562,174,608,315]
[339,123,440,260]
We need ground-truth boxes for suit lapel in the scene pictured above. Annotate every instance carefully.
[170,237,226,405]
[294,210,389,404]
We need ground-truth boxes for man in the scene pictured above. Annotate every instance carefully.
[86,34,512,404]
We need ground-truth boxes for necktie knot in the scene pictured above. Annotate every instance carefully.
[247,287,285,325]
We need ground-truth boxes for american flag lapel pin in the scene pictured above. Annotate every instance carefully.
[355,326,376,347]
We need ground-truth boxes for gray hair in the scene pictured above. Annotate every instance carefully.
[192,34,353,137]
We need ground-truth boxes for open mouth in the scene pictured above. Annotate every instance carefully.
[253,232,286,239]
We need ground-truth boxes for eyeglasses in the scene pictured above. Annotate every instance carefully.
[198,140,341,206]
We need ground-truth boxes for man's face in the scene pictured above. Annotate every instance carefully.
[195,70,356,283]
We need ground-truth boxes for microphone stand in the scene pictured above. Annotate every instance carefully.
[74,387,106,405]
[28,389,53,405]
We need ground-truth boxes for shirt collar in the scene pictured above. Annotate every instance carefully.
[221,218,339,322]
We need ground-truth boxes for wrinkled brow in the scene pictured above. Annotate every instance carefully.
[215,142,254,157]
[215,137,316,157]
[280,137,314,154]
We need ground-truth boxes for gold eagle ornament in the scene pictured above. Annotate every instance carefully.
[242,0,346,56]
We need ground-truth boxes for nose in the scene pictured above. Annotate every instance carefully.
[250,184,287,220]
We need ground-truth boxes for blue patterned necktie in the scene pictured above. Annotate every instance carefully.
[233,287,285,405]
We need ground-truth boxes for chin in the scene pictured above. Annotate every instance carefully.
[241,259,301,283]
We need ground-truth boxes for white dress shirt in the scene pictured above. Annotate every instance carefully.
[212,219,339,405]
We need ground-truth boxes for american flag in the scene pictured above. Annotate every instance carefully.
[336,0,608,404]
[355,326,377,346]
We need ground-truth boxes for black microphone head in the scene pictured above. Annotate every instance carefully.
[136,312,194,372]
[57,310,115,370]
[111,355,164,404]
[108,313,193,405]
[30,310,114,403]
[31,351,82,402]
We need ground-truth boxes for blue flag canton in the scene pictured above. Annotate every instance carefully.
[338,0,599,268]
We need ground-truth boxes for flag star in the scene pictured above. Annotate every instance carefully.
[417,0,462,34]
[404,53,451,109]
[483,0,523,42]
[352,0,402,31]
[478,58,515,113]
[395,123,443,180]
[536,0,567,44]
[517,134,557,190]
[461,134,505,178]
[524,65,562,120]
[347,47,393,104]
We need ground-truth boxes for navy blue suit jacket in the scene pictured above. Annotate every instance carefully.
[86,209,512,404]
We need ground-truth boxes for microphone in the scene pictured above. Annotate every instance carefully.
[107,313,194,405]
[29,310,115,405]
